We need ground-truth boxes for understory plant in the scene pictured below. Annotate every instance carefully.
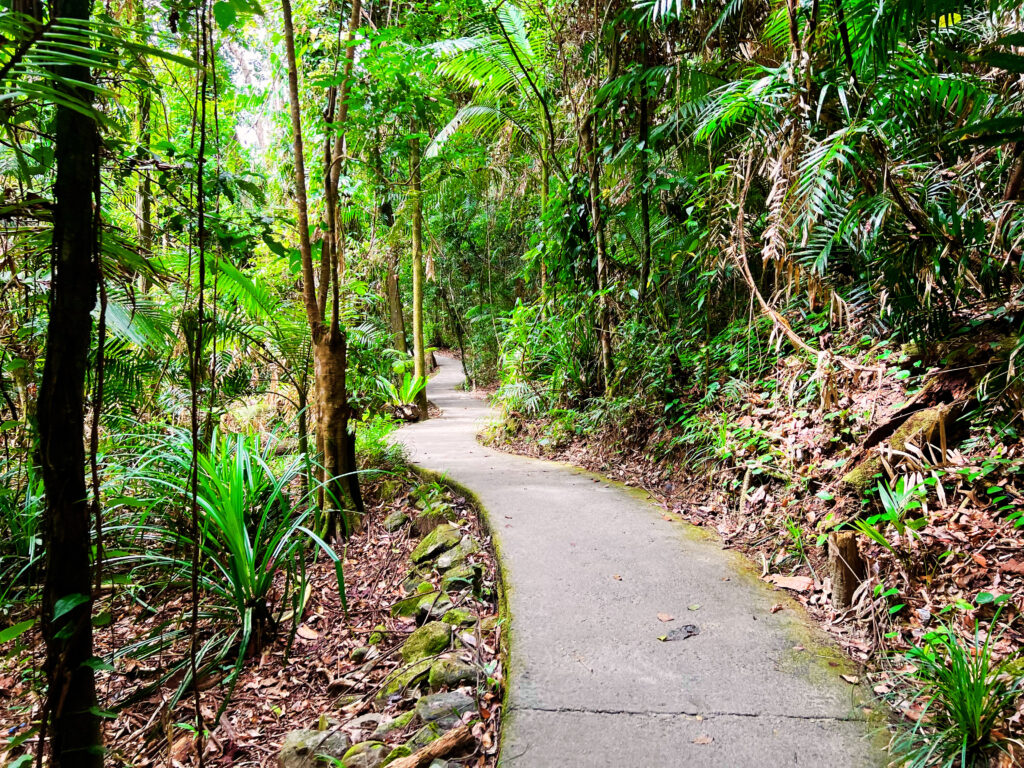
[114,429,344,705]
[890,601,1024,767]
[0,464,45,611]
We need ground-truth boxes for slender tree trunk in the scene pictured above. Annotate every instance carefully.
[372,137,408,353]
[135,0,152,294]
[409,127,428,418]
[297,384,310,495]
[281,0,361,537]
[38,0,103,760]
[386,239,408,353]
[637,27,652,304]
[136,94,153,294]
[584,114,613,394]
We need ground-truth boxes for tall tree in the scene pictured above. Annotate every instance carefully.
[36,0,103,761]
[409,124,429,418]
[281,0,362,536]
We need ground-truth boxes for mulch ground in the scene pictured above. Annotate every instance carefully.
[0,468,503,767]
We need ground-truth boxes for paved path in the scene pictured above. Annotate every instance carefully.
[396,355,884,767]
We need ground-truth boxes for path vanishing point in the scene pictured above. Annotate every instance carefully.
[396,355,885,767]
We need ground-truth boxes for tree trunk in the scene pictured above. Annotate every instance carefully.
[584,114,613,394]
[297,384,310,496]
[637,28,652,304]
[281,0,361,535]
[314,333,361,537]
[409,128,429,418]
[37,0,103,759]
[386,238,408,353]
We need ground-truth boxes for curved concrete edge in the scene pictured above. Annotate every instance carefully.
[403,461,518,737]
[395,357,893,767]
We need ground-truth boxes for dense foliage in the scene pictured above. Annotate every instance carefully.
[1,0,1022,763]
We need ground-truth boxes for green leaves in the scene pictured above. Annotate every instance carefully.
[53,592,89,621]
[0,618,35,643]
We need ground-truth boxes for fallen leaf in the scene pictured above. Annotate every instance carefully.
[766,574,814,593]
[296,625,318,640]
[612,574,622,581]
[841,674,860,685]
[657,612,674,623]
[688,603,701,611]
[770,603,783,614]
[664,624,700,641]
[1000,560,1024,574]
[692,734,713,745]
[972,553,989,567]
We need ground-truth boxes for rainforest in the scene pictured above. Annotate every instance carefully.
[1,0,1024,765]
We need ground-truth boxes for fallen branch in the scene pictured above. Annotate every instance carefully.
[386,723,474,768]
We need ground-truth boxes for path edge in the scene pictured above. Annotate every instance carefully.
[405,461,517,765]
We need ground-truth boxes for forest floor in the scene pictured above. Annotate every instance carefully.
[397,355,885,767]
[487,351,1024,764]
[0,460,504,767]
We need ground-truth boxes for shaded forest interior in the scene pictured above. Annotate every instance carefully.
[2,0,1024,765]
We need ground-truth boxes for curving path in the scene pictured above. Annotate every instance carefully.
[396,355,884,767]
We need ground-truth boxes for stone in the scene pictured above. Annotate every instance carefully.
[340,740,387,768]
[377,659,431,701]
[440,564,478,592]
[411,524,461,564]
[393,582,436,617]
[378,478,403,502]
[400,621,451,663]
[414,689,476,729]
[385,745,413,762]
[402,574,432,595]
[428,657,478,690]
[457,536,480,557]
[435,546,467,571]
[384,510,409,532]
[404,723,443,751]
[279,729,351,768]
[343,713,384,742]
[416,592,453,623]
[372,708,417,738]
[440,608,475,627]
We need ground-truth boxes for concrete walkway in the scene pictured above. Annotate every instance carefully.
[396,355,884,767]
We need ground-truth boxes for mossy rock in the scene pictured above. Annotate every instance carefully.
[378,479,403,502]
[435,546,467,572]
[368,625,388,645]
[402,573,432,595]
[391,583,435,618]
[428,657,477,690]
[440,608,475,627]
[411,524,460,564]
[414,689,476,728]
[377,659,431,701]
[404,723,444,752]
[383,510,410,532]
[341,740,387,768]
[383,745,413,764]
[279,729,351,768]
[440,563,480,593]
[372,709,417,738]
[400,621,451,663]
[416,592,453,623]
